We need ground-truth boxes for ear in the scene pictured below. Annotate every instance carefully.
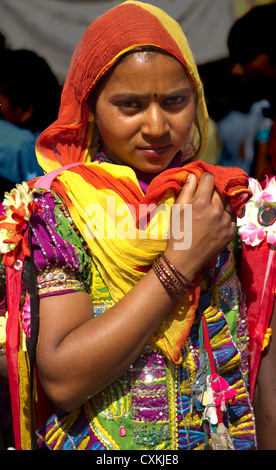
[17,104,34,124]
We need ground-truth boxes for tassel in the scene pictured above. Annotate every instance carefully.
[211,423,234,450]
[262,327,272,351]
[203,375,218,425]
[210,372,238,410]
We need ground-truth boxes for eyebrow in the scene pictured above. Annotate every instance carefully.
[110,88,192,100]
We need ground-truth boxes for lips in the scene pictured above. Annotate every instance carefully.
[138,144,172,156]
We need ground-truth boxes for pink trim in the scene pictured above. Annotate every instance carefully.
[34,162,83,190]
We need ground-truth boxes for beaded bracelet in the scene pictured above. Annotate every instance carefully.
[161,254,194,287]
[152,256,189,299]
[153,257,184,291]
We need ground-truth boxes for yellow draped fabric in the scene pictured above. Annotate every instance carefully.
[56,161,201,364]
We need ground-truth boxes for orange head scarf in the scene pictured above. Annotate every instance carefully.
[35,0,208,172]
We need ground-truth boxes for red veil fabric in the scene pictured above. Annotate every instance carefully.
[240,242,276,400]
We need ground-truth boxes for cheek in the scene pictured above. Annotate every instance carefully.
[99,114,138,144]
[96,107,118,141]
[97,122,117,148]
[97,119,134,155]
[175,107,195,142]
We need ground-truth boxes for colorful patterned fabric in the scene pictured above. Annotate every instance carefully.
[32,207,256,449]
[0,185,257,449]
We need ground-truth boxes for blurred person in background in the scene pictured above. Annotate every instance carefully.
[199,56,273,177]
[0,49,62,199]
[228,3,276,180]
[228,4,276,450]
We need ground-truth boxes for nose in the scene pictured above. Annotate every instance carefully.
[141,104,170,138]
[231,62,246,77]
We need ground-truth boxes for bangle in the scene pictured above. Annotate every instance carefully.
[152,256,189,299]
[161,254,194,287]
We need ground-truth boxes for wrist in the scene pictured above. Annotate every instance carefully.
[152,253,199,299]
[163,249,201,284]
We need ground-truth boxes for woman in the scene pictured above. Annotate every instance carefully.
[0,1,256,450]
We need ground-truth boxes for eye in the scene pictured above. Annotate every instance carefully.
[165,96,188,107]
[117,101,142,110]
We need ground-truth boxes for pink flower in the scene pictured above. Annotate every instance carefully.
[262,191,275,202]
[21,296,31,338]
[257,228,265,239]
[267,231,276,245]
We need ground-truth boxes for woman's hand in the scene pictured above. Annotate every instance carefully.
[165,173,237,282]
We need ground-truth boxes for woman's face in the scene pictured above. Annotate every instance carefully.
[94,52,196,173]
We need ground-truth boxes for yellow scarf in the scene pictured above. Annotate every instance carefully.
[40,158,250,364]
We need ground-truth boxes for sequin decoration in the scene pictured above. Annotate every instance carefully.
[36,267,85,296]
[130,350,171,448]
[93,371,131,422]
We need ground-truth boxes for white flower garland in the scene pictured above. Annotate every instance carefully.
[237,176,276,246]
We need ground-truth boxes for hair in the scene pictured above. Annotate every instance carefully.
[0,49,62,131]
[228,4,276,66]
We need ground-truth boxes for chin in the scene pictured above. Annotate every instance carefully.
[140,158,176,174]
[137,164,167,174]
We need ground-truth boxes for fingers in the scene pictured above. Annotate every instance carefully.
[213,190,236,223]
[198,175,234,219]
[196,173,215,203]
[177,173,217,206]
[223,199,236,219]
[176,173,197,205]
[176,172,236,224]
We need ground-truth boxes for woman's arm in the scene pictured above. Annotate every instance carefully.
[253,301,276,450]
[37,270,177,412]
[0,355,8,380]
[36,173,237,412]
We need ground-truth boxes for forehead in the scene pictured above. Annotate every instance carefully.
[100,52,192,94]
